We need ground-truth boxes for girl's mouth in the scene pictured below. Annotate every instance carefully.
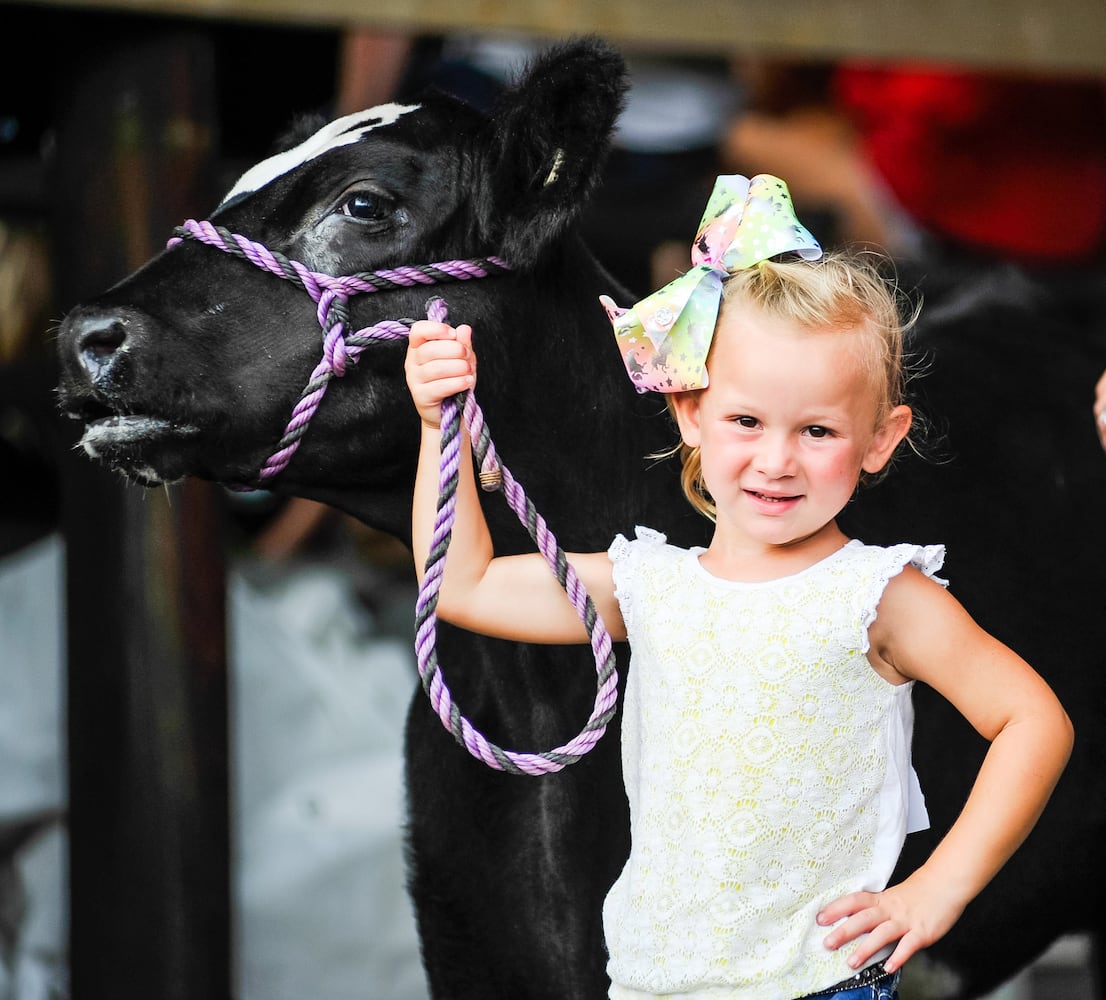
[747,489,801,504]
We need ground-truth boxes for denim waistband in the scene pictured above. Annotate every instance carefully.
[795,964,898,1000]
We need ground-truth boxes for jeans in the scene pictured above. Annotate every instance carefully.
[800,969,902,1000]
[803,969,900,1000]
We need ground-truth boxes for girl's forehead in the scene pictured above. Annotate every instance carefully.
[714,306,877,367]
[709,308,885,408]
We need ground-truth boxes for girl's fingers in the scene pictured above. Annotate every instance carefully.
[408,319,458,349]
[423,374,474,401]
[416,358,475,389]
[405,322,476,411]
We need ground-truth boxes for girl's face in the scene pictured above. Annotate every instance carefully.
[672,302,911,554]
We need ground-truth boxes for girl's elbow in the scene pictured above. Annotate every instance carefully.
[1038,702,1075,778]
[1030,678,1074,765]
[1058,709,1075,763]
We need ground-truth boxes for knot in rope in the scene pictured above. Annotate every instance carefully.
[322,324,350,376]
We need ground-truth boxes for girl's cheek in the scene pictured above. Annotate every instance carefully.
[818,449,865,487]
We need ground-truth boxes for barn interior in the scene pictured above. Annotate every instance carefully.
[1,1,1104,998]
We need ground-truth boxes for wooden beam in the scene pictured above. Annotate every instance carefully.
[13,0,1106,74]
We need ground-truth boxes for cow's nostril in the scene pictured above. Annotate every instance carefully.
[77,319,127,380]
[79,320,126,355]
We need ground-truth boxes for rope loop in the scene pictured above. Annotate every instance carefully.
[412,298,618,775]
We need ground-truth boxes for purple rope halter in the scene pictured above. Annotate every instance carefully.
[170,219,510,481]
[169,220,618,775]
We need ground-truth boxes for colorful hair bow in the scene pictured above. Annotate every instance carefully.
[600,174,822,393]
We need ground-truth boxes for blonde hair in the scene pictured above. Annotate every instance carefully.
[668,249,919,522]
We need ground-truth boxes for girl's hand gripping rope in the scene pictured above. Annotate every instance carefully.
[405,320,475,429]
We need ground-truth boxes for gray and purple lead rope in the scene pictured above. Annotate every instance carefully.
[170,220,618,774]
[413,298,618,775]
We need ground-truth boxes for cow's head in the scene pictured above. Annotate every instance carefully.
[56,37,631,534]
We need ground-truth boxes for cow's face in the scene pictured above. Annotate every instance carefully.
[55,99,484,494]
[55,38,629,524]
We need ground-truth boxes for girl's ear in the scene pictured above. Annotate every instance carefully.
[863,404,912,474]
[670,392,704,447]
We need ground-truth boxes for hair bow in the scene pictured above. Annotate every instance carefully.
[600,174,822,393]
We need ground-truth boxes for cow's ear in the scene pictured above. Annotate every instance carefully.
[478,37,628,269]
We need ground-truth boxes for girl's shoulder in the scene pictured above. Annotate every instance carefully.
[846,540,949,634]
[607,527,703,637]
[608,525,688,564]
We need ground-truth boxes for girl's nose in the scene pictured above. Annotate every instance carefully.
[754,433,797,477]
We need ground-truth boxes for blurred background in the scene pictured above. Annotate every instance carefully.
[0,1,1104,997]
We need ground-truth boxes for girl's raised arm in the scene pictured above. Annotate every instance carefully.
[406,320,625,645]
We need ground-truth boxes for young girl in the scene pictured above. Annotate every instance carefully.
[404,175,1073,1000]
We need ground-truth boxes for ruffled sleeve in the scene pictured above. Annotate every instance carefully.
[608,526,668,638]
[910,543,948,586]
[858,543,947,634]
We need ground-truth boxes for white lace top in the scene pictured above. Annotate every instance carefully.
[603,528,943,1000]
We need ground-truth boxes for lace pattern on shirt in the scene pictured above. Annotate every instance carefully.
[603,529,945,999]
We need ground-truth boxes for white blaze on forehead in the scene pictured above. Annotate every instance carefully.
[223,103,420,203]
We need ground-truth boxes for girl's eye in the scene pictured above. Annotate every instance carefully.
[734,415,758,429]
[806,425,832,439]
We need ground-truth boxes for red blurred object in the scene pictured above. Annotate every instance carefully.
[835,65,1106,263]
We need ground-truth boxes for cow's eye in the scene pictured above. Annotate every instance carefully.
[341,191,392,222]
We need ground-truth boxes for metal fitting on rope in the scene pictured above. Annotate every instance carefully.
[478,467,503,491]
